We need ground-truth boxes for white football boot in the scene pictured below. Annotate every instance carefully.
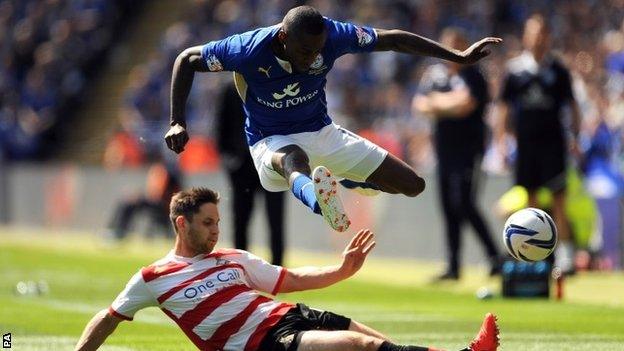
[312,166,351,232]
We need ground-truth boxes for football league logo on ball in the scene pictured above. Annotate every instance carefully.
[503,208,557,262]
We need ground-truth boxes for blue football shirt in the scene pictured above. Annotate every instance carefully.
[201,17,378,145]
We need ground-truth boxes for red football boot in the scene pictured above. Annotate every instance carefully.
[468,313,500,351]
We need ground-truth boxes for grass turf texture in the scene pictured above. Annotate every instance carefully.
[1,228,623,350]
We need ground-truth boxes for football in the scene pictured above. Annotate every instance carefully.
[503,208,558,262]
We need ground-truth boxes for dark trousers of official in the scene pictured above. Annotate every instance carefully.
[228,160,286,266]
[438,159,498,274]
[109,198,172,240]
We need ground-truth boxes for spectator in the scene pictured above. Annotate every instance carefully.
[106,160,182,240]
[413,28,500,280]
[581,89,624,269]
[216,82,286,266]
[0,0,142,160]
[496,14,581,274]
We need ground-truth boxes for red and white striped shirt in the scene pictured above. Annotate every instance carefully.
[109,248,292,351]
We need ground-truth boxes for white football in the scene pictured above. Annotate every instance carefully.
[503,208,558,262]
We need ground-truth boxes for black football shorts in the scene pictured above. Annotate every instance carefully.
[258,303,352,351]
[515,139,567,192]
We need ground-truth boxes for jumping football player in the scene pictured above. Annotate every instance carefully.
[165,6,501,232]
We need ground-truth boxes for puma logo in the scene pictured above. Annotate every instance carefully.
[258,66,272,78]
[272,82,300,100]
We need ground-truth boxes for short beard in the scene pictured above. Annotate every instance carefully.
[188,230,210,254]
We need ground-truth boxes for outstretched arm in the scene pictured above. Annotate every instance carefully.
[74,309,123,351]
[279,229,376,293]
[165,45,210,154]
[374,29,502,64]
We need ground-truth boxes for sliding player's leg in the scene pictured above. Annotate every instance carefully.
[296,313,499,351]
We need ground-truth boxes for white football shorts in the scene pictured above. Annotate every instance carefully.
[249,123,388,192]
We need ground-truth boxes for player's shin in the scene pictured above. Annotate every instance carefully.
[290,172,322,214]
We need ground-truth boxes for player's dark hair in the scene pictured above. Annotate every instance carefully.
[170,187,220,231]
[282,5,325,36]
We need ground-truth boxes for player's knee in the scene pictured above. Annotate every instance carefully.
[352,334,381,351]
[287,149,309,166]
[276,145,310,170]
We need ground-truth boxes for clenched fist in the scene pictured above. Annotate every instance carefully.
[164,123,189,154]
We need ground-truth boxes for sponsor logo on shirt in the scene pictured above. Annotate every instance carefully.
[356,27,373,47]
[256,87,319,109]
[207,54,223,72]
[272,82,301,100]
[183,269,242,299]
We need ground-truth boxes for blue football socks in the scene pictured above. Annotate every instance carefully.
[291,173,321,214]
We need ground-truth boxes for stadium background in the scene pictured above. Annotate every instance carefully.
[2,0,624,266]
[1,0,624,350]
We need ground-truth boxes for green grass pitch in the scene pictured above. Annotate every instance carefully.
[1,229,623,350]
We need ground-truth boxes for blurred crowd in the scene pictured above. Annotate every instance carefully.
[0,0,142,161]
[3,0,623,268]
